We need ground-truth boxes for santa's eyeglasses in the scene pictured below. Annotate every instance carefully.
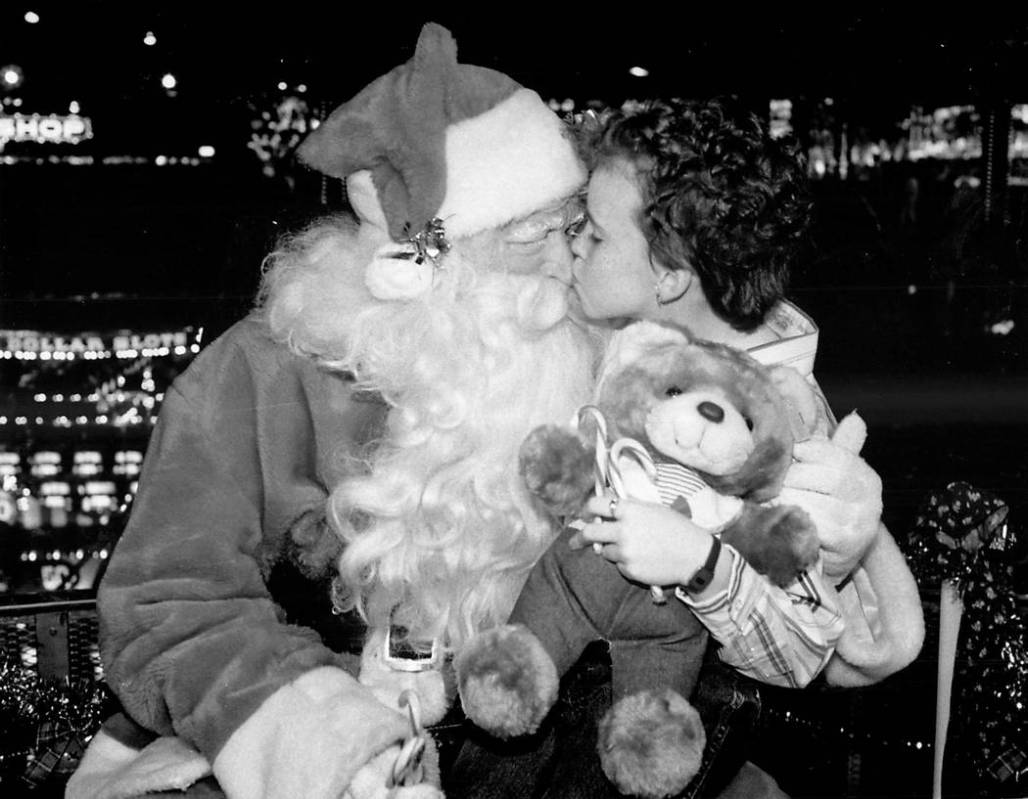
[505,200,586,244]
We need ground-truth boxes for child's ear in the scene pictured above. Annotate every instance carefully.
[655,265,693,305]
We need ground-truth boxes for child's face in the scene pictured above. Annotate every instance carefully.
[569,160,660,322]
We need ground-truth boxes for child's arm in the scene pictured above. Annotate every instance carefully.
[575,496,845,688]
[676,545,845,688]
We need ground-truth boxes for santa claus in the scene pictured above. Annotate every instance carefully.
[68,22,596,799]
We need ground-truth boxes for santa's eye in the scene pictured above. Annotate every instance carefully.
[665,387,682,398]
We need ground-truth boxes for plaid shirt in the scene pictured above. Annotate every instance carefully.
[676,542,844,688]
[675,300,846,688]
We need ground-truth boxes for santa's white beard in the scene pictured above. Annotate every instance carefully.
[322,251,598,649]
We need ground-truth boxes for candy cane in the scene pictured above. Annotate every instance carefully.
[576,407,667,604]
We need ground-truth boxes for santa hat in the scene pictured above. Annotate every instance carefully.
[298,22,585,245]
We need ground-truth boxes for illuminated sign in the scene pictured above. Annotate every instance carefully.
[2,332,105,354]
[111,332,189,351]
[0,113,93,149]
[1,329,191,355]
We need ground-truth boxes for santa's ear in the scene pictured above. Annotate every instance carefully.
[596,321,690,396]
[767,365,819,441]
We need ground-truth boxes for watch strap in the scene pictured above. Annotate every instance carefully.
[683,534,721,594]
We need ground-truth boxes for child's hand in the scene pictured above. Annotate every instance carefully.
[570,495,714,587]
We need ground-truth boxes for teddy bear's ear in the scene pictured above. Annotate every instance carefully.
[596,321,690,397]
[767,365,820,441]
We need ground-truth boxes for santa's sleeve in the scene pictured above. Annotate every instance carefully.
[823,525,925,686]
[802,372,924,684]
[97,321,393,765]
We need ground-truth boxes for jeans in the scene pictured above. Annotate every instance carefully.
[507,528,709,704]
[444,643,782,799]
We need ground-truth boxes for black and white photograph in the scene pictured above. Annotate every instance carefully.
[1,6,1025,798]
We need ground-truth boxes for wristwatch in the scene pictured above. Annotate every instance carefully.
[682,534,722,594]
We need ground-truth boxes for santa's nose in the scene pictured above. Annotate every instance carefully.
[697,401,725,423]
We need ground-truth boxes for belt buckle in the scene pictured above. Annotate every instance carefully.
[383,624,441,673]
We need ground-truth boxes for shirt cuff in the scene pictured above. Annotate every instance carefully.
[674,541,744,614]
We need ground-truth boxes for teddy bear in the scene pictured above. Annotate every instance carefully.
[454,321,848,798]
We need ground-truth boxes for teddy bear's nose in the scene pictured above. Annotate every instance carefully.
[697,401,725,423]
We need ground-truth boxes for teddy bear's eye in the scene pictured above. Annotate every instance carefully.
[745,417,754,431]
[665,387,682,398]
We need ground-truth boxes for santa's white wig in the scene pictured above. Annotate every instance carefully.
[259,214,597,648]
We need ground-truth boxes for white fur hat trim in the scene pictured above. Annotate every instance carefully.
[437,89,586,239]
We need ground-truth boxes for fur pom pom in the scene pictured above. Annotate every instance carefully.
[455,624,559,738]
[597,690,706,799]
[518,425,596,517]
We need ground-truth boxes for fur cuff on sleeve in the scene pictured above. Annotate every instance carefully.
[825,530,925,686]
[213,666,409,799]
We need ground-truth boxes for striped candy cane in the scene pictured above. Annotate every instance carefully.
[576,406,666,603]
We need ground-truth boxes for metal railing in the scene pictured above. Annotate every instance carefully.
[0,590,102,683]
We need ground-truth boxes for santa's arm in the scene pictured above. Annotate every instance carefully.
[98,324,408,796]
[823,522,925,686]
[780,382,924,683]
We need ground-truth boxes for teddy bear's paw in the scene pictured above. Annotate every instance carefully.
[454,624,558,738]
[598,689,706,799]
[518,425,595,517]
[723,502,820,587]
[762,504,820,585]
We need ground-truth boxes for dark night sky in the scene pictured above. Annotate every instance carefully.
[4,5,1028,117]
[2,4,1027,330]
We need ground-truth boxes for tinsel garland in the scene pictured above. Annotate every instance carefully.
[0,659,114,791]
[904,481,1027,792]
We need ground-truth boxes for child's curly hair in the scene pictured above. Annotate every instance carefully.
[579,98,811,331]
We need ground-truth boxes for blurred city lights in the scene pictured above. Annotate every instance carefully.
[161,73,177,90]
[628,66,649,78]
[296,84,307,93]
[155,154,168,166]
[277,81,288,91]
[2,65,24,89]
[24,11,40,23]
[769,99,793,139]
[198,145,215,158]
[144,31,157,46]
[69,100,80,114]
